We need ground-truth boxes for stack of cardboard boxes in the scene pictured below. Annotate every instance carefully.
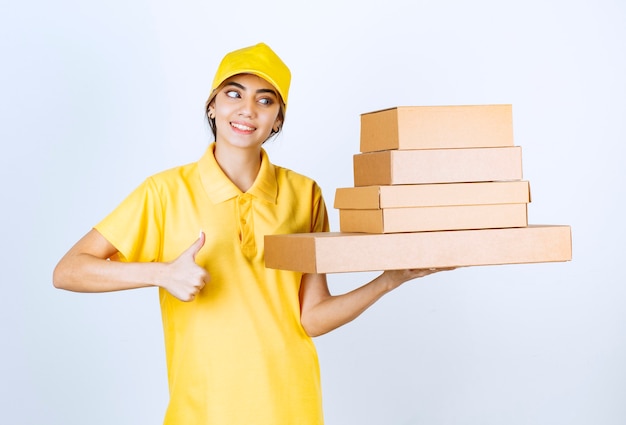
[265,105,572,274]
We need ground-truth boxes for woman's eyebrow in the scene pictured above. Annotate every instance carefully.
[256,88,278,97]
[224,81,246,90]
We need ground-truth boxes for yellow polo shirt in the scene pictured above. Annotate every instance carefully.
[95,143,329,424]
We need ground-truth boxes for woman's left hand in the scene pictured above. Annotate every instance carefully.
[382,267,456,290]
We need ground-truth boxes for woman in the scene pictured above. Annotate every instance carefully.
[53,42,446,424]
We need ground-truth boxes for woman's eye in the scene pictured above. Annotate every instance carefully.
[226,90,240,99]
[258,98,273,106]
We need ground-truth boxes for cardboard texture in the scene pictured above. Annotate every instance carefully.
[338,203,528,233]
[353,147,523,186]
[334,181,531,210]
[264,225,572,274]
[359,105,514,153]
[264,105,572,275]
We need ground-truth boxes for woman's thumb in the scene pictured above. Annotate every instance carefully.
[185,231,206,260]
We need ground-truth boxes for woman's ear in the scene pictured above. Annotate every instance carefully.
[207,104,216,119]
[273,118,283,133]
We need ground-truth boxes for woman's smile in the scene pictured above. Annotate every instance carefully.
[230,120,256,133]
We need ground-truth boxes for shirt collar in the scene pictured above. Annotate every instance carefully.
[197,143,278,205]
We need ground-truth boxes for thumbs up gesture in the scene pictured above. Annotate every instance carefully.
[162,232,210,302]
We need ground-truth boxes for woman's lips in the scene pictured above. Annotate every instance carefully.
[231,121,255,132]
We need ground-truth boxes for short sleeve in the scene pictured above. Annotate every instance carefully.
[311,183,330,233]
[94,177,164,262]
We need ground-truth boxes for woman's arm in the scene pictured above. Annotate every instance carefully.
[53,229,209,301]
[299,268,453,337]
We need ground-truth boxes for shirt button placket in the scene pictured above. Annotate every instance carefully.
[237,194,256,257]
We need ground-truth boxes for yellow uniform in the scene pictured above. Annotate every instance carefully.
[95,143,329,424]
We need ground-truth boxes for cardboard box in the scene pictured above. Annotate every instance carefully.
[353,147,523,186]
[334,181,531,209]
[338,203,528,233]
[264,225,572,273]
[360,105,514,153]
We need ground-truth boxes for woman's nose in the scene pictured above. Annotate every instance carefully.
[238,98,256,117]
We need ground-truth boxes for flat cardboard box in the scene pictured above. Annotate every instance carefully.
[264,225,572,273]
[334,181,531,209]
[353,147,523,186]
[338,203,528,233]
[360,105,514,153]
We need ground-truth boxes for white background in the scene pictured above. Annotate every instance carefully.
[2,0,625,424]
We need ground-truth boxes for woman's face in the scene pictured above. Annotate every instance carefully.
[209,73,283,150]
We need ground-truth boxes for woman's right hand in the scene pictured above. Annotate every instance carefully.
[160,232,211,302]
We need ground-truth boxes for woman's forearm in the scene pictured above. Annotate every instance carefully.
[299,269,452,337]
[53,251,165,293]
[53,229,209,301]
[299,273,397,337]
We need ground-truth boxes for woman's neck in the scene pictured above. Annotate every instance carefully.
[213,142,262,193]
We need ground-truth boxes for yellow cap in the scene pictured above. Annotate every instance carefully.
[208,43,291,110]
